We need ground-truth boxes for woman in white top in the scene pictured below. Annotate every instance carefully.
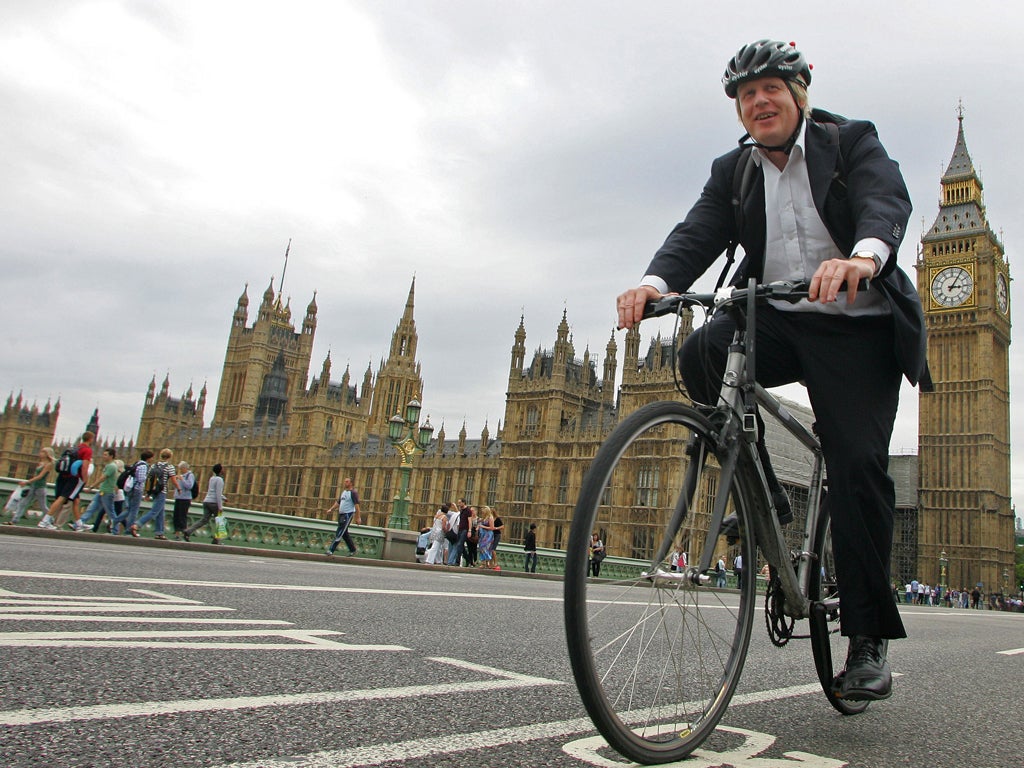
[424,504,449,565]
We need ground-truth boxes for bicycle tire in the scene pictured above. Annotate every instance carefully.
[808,502,870,715]
[564,400,758,764]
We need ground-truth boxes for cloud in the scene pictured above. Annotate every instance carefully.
[3,1,1024,498]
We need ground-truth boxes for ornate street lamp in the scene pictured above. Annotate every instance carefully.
[939,550,948,602]
[387,398,434,530]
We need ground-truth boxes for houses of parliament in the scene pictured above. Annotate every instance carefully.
[1,116,1016,592]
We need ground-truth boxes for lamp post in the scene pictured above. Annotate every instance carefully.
[939,550,948,599]
[387,398,434,530]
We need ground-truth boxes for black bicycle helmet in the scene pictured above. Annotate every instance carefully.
[723,39,811,98]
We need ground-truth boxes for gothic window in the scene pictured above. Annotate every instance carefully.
[557,466,570,504]
[487,473,498,506]
[636,464,659,507]
[465,474,476,501]
[513,464,534,502]
[420,472,432,504]
[14,434,23,452]
[363,470,374,503]
[526,406,539,434]
[632,526,656,560]
[324,417,333,443]
[286,469,303,497]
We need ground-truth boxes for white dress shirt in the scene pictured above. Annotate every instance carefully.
[643,122,892,317]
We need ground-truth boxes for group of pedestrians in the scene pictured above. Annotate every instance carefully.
[419,499,505,569]
[899,580,1021,611]
[3,433,226,543]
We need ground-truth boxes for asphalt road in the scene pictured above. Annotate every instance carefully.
[0,533,1020,768]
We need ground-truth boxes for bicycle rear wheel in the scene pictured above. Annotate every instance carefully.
[564,400,758,764]
[808,502,870,715]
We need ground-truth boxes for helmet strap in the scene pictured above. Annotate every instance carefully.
[738,113,804,156]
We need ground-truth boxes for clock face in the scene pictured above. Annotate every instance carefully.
[996,272,1009,314]
[931,266,974,308]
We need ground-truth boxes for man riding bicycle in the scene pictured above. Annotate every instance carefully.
[617,39,929,702]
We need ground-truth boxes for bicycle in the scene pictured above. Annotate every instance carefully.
[564,279,874,765]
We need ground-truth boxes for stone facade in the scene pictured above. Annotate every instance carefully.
[916,112,1015,592]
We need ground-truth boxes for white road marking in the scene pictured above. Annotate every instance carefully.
[0,569,743,610]
[0,628,406,651]
[997,647,1024,655]
[0,614,291,624]
[0,603,232,613]
[0,587,202,604]
[0,657,562,727]
[209,680,826,768]
[564,725,848,768]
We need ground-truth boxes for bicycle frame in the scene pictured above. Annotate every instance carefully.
[657,281,829,620]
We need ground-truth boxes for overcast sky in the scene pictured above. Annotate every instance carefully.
[3,2,1022,501]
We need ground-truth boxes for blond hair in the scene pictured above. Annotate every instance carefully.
[734,77,811,120]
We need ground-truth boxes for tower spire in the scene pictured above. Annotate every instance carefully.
[280,239,291,297]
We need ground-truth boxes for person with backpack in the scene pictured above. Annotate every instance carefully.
[615,40,929,704]
[39,431,94,531]
[131,448,177,539]
[107,450,152,536]
[171,460,198,540]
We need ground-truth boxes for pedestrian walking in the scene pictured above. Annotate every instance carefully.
[324,477,361,556]
[5,448,54,525]
[182,463,225,543]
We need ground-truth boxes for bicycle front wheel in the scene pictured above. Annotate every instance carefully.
[564,400,758,764]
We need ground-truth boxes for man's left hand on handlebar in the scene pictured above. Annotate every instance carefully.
[617,285,662,330]
[808,256,875,304]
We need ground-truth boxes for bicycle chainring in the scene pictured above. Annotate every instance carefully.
[764,567,795,647]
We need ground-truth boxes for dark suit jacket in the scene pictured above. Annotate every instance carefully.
[646,110,929,388]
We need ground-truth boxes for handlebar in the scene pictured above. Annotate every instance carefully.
[641,278,868,320]
[642,281,808,320]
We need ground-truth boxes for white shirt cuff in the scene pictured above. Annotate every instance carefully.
[851,238,891,268]
[640,275,669,294]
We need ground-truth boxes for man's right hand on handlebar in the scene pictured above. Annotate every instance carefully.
[617,285,662,330]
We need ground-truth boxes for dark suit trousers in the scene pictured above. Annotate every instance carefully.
[679,305,907,640]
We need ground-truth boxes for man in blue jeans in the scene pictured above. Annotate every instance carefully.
[134,448,177,539]
[109,450,151,536]
[324,477,361,556]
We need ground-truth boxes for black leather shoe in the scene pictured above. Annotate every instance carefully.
[721,488,793,541]
[836,635,891,701]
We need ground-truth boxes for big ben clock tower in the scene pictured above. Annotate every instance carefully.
[917,109,1013,594]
